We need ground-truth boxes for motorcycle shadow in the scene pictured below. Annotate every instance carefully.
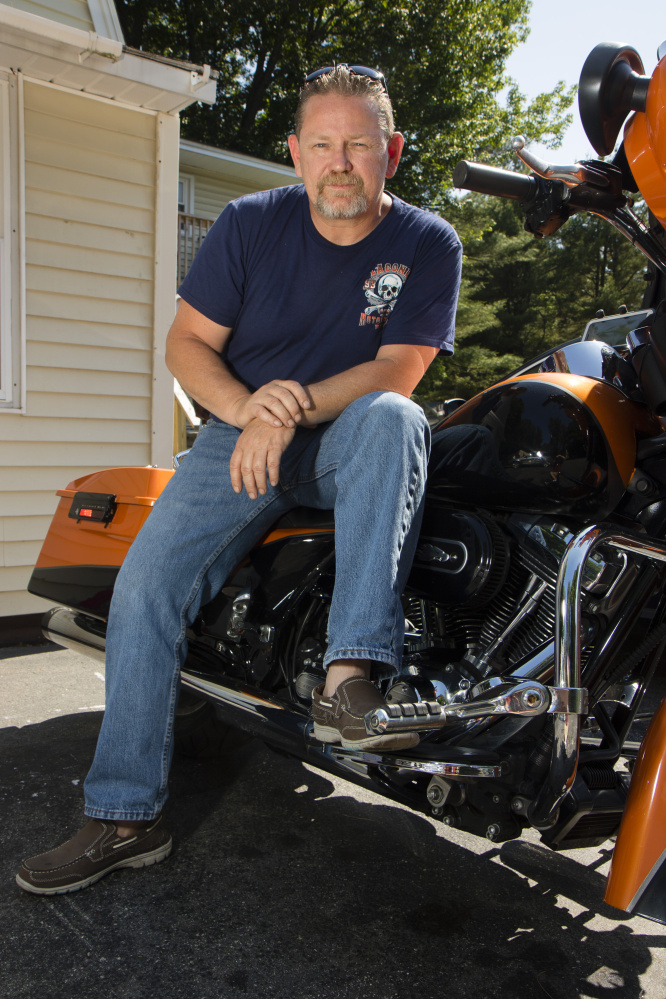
[169,735,666,999]
[2,712,665,999]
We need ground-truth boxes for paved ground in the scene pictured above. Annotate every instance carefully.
[1,644,666,999]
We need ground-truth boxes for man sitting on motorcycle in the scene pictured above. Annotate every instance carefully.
[17,64,462,895]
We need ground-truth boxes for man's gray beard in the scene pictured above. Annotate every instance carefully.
[315,183,368,219]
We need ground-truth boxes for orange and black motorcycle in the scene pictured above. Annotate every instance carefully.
[28,42,666,924]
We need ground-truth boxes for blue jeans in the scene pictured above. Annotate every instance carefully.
[84,392,430,820]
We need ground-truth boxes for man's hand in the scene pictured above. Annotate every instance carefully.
[230,419,296,499]
[233,380,312,429]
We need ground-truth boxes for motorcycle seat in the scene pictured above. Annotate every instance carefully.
[271,507,335,531]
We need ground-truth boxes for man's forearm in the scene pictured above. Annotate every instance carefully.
[166,331,250,427]
[300,350,431,426]
[169,344,404,429]
[166,302,436,431]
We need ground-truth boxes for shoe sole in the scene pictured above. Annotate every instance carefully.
[312,722,419,751]
[15,839,173,896]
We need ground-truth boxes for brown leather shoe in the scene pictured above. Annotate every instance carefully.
[16,817,172,895]
[312,677,419,751]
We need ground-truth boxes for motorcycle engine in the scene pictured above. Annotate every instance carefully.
[288,507,627,708]
[399,508,627,703]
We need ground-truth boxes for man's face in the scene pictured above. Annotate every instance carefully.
[288,94,403,223]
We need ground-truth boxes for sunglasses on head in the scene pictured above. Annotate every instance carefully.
[304,64,388,95]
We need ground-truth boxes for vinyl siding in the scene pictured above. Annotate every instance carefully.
[4,0,94,32]
[190,170,254,220]
[189,169,294,221]
[0,80,158,615]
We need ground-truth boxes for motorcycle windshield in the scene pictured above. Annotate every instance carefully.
[513,340,641,401]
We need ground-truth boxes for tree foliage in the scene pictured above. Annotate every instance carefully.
[116,0,574,208]
[417,193,649,401]
[116,0,604,403]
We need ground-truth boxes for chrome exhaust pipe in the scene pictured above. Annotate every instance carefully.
[42,607,106,663]
[181,670,502,778]
[180,669,310,749]
[41,606,502,780]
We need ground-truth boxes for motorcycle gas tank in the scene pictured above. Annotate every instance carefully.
[428,371,658,518]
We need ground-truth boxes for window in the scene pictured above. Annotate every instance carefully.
[178,175,193,215]
[0,73,23,412]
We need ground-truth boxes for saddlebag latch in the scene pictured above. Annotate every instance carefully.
[68,491,117,526]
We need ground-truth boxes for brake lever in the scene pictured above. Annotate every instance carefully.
[511,135,610,189]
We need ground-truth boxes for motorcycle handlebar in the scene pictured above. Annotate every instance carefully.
[453,160,538,202]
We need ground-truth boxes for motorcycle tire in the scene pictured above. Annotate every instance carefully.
[174,689,252,758]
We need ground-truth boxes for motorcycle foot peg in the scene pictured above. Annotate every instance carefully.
[366,700,445,734]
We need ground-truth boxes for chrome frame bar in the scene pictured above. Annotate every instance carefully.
[529,525,666,826]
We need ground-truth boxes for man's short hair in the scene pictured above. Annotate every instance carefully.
[294,65,395,139]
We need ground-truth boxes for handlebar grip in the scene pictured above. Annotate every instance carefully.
[453,160,538,201]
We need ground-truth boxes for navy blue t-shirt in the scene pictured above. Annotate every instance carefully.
[178,185,461,392]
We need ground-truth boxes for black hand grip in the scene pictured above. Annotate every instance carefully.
[453,160,537,201]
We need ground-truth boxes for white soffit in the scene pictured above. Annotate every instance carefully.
[179,139,297,188]
[0,3,217,113]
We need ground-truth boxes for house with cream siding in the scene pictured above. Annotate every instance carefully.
[0,0,295,633]
[176,138,297,285]
[179,139,296,218]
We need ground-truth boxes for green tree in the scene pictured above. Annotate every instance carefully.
[116,0,574,208]
[418,192,648,401]
[116,0,588,402]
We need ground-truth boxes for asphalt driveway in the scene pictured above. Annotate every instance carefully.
[1,644,665,999]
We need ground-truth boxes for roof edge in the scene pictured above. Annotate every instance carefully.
[0,3,122,58]
[88,0,124,44]
[0,4,218,112]
[124,45,218,79]
[179,138,294,176]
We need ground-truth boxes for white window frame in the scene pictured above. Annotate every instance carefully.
[178,173,194,215]
[0,72,25,413]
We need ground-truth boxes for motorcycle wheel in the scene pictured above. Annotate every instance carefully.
[174,688,251,758]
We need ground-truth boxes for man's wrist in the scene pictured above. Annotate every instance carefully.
[229,393,252,429]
